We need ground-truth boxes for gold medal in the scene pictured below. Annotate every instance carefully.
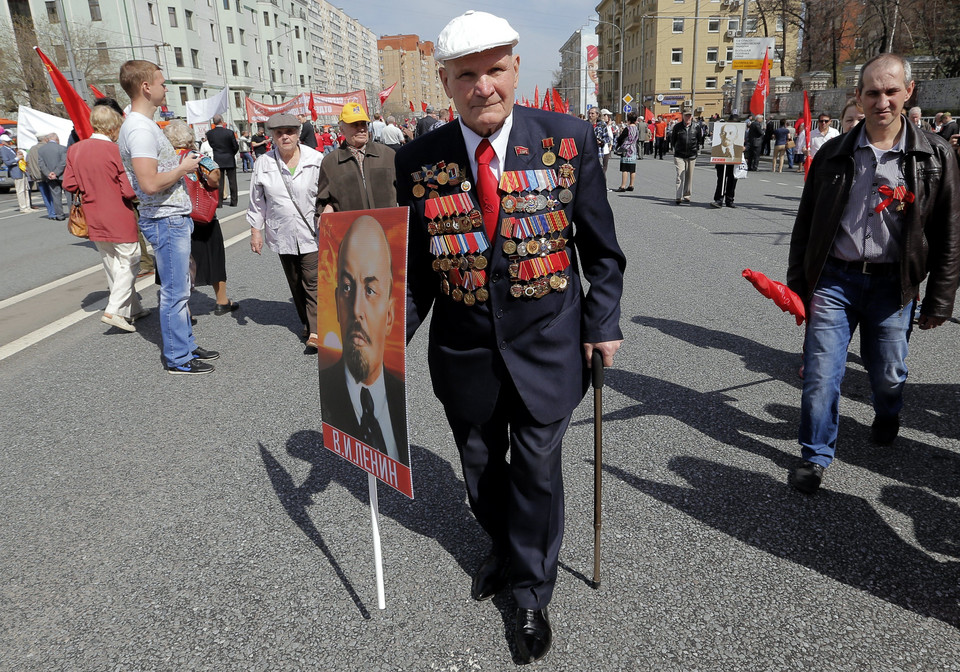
[441,278,450,294]
[439,257,452,272]
[526,239,541,255]
[463,291,476,306]
[437,171,449,185]
[451,287,464,302]
[503,240,517,255]
[474,255,488,270]
[413,183,426,198]
[510,284,524,298]
[549,274,562,290]
[431,259,441,272]
[476,287,489,302]
[428,190,440,199]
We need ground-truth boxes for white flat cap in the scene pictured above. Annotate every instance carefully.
[435,10,519,63]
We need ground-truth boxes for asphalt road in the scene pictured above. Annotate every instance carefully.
[1,154,958,670]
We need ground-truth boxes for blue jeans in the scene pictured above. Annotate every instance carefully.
[36,181,56,217]
[138,214,197,368]
[241,152,254,171]
[786,147,795,168]
[799,261,915,467]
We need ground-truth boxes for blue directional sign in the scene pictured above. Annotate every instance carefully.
[622,104,633,114]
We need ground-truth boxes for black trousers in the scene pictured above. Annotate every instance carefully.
[278,251,318,335]
[713,165,738,204]
[218,167,238,207]
[445,375,570,610]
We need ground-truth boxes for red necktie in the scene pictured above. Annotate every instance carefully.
[475,139,499,240]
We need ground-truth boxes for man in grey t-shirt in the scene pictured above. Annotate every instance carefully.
[118,59,218,374]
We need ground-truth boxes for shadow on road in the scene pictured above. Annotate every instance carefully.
[259,430,486,616]
[605,456,960,629]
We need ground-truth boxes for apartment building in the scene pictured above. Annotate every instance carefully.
[557,27,600,117]
[377,34,450,120]
[1,0,378,129]
[594,0,798,117]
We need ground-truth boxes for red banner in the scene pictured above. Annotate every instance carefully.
[34,46,92,140]
[378,82,397,107]
[89,84,106,99]
[749,49,770,117]
[244,90,368,123]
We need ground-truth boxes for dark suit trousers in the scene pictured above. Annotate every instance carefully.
[278,251,318,335]
[46,179,64,217]
[714,165,737,204]
[445,375,570,610]
[218,167,238,206]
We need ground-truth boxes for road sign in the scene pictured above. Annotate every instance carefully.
[622,94,633,104]
[732,37,776,70]
[656,94,664,102]
[623,104,633,114]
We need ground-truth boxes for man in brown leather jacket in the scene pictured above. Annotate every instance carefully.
[786,53,960,495]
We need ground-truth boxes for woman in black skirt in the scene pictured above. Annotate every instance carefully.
[164,121,240,315]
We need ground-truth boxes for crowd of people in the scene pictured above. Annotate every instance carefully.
[4,12,960,663]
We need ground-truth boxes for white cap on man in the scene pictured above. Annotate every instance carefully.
[434,10,519,63]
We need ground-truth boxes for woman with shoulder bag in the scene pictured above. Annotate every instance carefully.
[164,120,240,316]
[613,112,640,192]
[63,105,146,332]
[247,113,325,350]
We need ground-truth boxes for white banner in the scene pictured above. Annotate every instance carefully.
[185,88,230,125]
[16,106,74,151]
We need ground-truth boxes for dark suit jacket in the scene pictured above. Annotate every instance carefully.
[300,121,318,149]
[319,359,409,466]
[206,126,239,168]
[398,105,625,425]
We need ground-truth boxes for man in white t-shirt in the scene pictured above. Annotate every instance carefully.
[809,113,840,159]
[118,60,218,375]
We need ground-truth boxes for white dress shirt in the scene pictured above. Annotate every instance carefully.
[344,365,398,461]
[459,113,515,183]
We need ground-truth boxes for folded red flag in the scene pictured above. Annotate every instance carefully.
[742,269,805,325]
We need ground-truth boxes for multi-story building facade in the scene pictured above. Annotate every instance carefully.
[594,0,799,118]
[557,27,599,117]
[0,0,379,129]
[377,34,450,120]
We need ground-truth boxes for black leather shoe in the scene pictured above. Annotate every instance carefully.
[192,347,220,361]
[515,608,552,664]
[790,461,825,494]
[871,414,900,445]
[213,301,240,315]
[471,552,510,601]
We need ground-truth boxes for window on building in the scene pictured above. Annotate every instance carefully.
[728,18,740,32]
[776,16,784,31]
[194,86,201,97]
[179,86,188,105]
[184,9,193,29]
[174,47,184,67]
[295,26,300,39]
[774,44,785,61]
[254,38,260,53]
[234,92,242,108]
[231,59,238,76]
[168,7,177,27]
[210,24,216,41]
[300,75,305,86]
[54,45,67,66]
[726,46,734,60]
[708,17,720,32]
[670,77,682,90]
[239,29,245,45]
[725,76,733,85]
[263,11,269,26]
[191,49,199,68]
[45,2,59,23]
[705,77,718,89]
[89,0,101,21]
[267,42,273,56]
[147,3,156,24]
[673,18,684,33]
[706,47,718,63]
[235,0,240,12]
[745,18,758,33]
[96,41,108,65]
[297,51,302,63]
[243,61,249,76]
[222,0,228,9]
[226,26,234,43]
[270,69,276,83]
[215,58,221,75]
[671,48,683,64]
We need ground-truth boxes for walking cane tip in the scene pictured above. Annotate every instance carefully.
[590,580,600,590]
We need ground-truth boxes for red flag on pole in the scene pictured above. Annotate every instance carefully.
[749,48,770,117]
[541,89,551,111]
[448,105,454,122]
[644,106,654,122]
[308,92,318,121]
[421,101,428,112]
[409,100,415,112]
[34,46,93,140]
[378,82,397,107]
[89,84,106,99]
[802,90,812,179]
[552,89,564,113]
[534,86,539,111]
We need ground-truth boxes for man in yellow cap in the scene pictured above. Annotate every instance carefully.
[316,102,397,214]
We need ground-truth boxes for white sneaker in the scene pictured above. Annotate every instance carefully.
[101,312,136,332]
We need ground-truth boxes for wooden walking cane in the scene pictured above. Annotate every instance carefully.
[591,349,604,589]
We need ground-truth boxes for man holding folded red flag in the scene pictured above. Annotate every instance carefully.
[786,53,960,495]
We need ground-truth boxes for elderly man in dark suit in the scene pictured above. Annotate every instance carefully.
[319,215,408,466]
[37,134,68,220]
[396,10,625,664]
[206,114,239,207]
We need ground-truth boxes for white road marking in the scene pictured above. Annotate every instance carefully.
[0,210,249,362]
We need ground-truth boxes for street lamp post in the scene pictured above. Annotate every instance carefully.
[588,17,624,116]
